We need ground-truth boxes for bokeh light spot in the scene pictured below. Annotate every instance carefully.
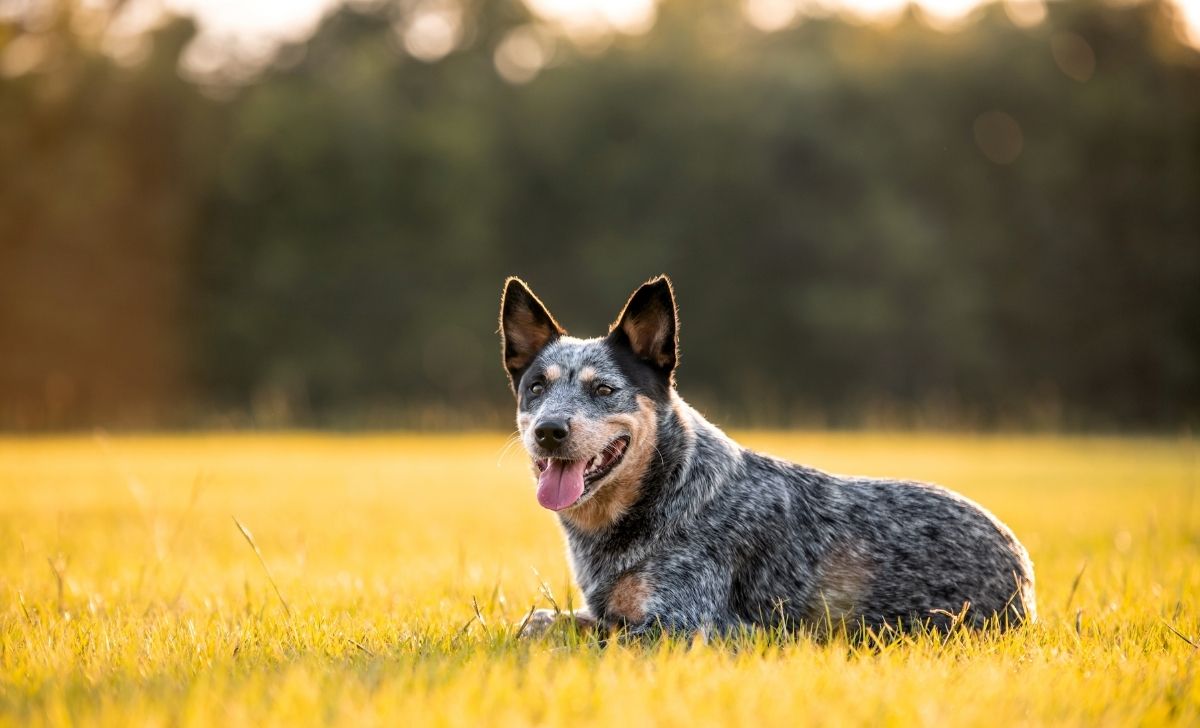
[402,0,463,63]
[840,0,908,24]
[743,0,799,32]
[1004,0,1046,28]
[919,0,980,32]
[494,25,551,84]
[1180,0,1200,46]
[0,34,50,77]
[525,0,657,37]
[1051,32,1096,82]
[598,0,658,34]
[973,111,1024,165]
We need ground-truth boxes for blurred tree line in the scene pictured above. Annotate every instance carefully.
[1,0,1197,430]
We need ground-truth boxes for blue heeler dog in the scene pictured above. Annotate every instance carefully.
[500,275,1036,639]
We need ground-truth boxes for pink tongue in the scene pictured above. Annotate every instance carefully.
[537,459,587,511]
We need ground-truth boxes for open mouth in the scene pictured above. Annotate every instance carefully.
[587,435,632,483]
[533,435,631,511]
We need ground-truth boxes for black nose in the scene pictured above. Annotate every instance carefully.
[534,419,569,450]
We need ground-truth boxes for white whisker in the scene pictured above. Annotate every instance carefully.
[495,431,526,468]
[649,442,667,471]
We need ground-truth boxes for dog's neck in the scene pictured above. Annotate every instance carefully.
[656,392,743,523]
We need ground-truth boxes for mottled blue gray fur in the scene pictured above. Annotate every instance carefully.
[500,275,1036,638]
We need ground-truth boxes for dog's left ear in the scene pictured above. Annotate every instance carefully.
[500,277,565,392]
[609,275,678,382]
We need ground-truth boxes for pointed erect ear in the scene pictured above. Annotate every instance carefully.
[608,275,679,381]
[499,277,565,391]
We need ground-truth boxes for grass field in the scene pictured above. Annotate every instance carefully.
[1,432,1197,726]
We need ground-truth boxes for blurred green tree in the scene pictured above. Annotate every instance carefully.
[0,2,219,427]
[2,0,1197,429]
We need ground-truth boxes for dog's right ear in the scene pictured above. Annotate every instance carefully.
[499,277,565,392]
[608,275,678,383]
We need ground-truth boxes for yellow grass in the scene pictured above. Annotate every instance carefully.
[1,432,1197,726]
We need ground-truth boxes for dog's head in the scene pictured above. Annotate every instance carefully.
[499,275,678,515]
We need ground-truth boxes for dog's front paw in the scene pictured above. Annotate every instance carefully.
[517,609,598,639]
[518,609,560,639]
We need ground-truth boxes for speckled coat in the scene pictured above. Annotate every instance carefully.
[500,275,1036,637]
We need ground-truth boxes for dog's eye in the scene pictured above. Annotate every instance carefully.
[595,384,615,397]
[528,382,545,396]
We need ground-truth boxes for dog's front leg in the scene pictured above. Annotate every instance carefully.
[606,559,744,642]
[517,608,599,639]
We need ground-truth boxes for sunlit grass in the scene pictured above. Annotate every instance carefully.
[1,432,1197,725]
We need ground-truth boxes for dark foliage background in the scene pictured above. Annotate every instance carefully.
[1,0,1198,430]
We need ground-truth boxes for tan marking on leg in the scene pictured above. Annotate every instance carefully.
[563,395,658,532]
[544,364,562,381]
[607,573,650,624]
[579,366,596,383]
[809,544,873,627]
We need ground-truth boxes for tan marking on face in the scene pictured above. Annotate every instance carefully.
[544,364,562,381]
[517,413,532,431]
[562,395,658,532]
[808,544,873,626]
[579,366,597,383]
[607,572,650,624]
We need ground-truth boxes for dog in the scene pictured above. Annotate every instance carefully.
[500,275,1036,639]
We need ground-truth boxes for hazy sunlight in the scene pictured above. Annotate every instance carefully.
[123,0,1200,56]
